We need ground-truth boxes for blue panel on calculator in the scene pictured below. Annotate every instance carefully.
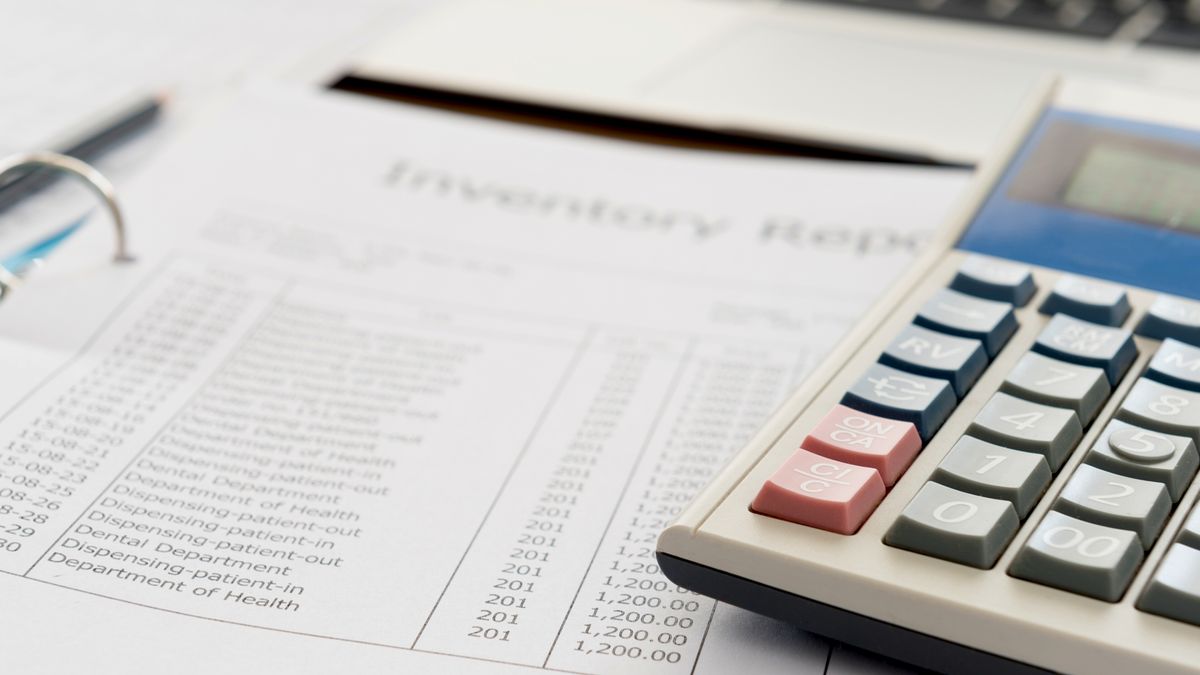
[958,109,1200,300]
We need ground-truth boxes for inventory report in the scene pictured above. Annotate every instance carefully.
[0,86,966,673]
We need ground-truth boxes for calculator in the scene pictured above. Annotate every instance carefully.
[656,79,1200,674]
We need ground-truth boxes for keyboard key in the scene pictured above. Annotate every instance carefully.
[842,363,956,441]
[751,448,886,535]
[1031,314,1137,386]
[879,324,987,398]
[1000,351,1110,424]
[1137,294,1200,346]
[802,404,921,486]
[1039,275,1131,326]
[950,254,1036,306]
[1147,339,1200,392]
[1117,379,1200,444]
[914,288,1017,358]
[885,481,1019,569]
[1179,507,1200,550]
[931,436,1051,519]
[1085,420,1199,502]
[1010,511,1143,602]
[967,392,1083,471]
[1054,464,1170,549]
[1138,544,1200,627]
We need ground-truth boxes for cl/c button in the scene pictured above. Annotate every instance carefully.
[751,448,886,535]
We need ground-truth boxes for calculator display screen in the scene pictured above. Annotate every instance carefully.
[959,108,1200,300]
[1061,143,1200,231]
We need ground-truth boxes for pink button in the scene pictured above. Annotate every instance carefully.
[803,404,921,486]
[751,448,885,534]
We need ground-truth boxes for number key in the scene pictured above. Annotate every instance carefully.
[1117,378,1200,444]
[1054,464,1170,549]
[1139,544,1200,626]
[931,436,1051,519]
[1010,511,1143,602]
[1000,352,1109,425]
[967,392,1082,471]
[1084,420,1199,502]
[885,481,1019,568]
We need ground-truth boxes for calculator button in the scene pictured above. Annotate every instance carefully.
[1054,464,1170,549]
[1137,294,1200,346]
[1147,339,1200,392]
[1000,352,1110,425]
[950,255,1036,307]
[1138,544,1200,627]
[931,437,1051,519]
[1116,379,1200,444]
[751,448,885,535]
[1031,314,1137,386]
[802,404,921,486]
[885,481,1019,569]
[915,288,1017,358]
[1179,508,1200,550]
[967,392,1083,471]
[879,324,987,398]
[1039,275,1131,327]
[1085,420,1199,502]
[842,363,956,442]
[1010,511,1143,602]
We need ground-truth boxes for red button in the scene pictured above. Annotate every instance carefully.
[803,404,921,486]
[751,448,885,534]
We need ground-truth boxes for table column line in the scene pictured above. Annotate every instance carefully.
[541,338,696,668]
[20,279,293,577]
[410,326,597,650]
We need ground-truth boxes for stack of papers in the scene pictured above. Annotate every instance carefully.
[0,84,967,673]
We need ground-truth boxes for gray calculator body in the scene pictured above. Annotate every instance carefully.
[656,79,1200,674]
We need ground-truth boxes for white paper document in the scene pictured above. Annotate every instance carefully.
[0,85,967,673]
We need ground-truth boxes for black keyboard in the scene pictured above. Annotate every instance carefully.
[801,0,1200,49]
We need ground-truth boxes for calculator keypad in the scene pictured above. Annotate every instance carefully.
[750,254,1200,621]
